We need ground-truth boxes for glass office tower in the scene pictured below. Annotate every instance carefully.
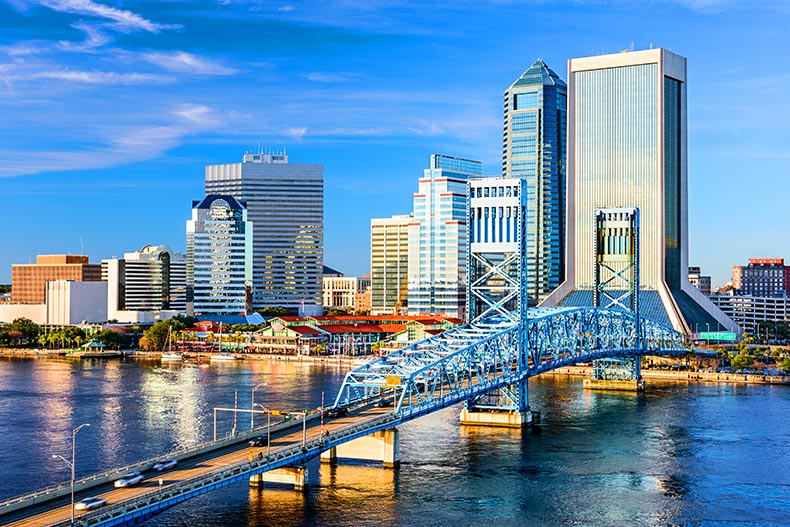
[186,195,252,316]
[205,152,323,315]
[503,59,566,304]
[543,49,734,335]
[408,154,481,318]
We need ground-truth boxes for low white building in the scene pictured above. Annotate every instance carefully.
[0,280,107,325]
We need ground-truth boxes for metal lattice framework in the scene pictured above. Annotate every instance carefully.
[334,306,686,418]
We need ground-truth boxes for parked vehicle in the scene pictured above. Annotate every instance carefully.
[153,459,178,471]
[114,472,144,488]
[75,497,107,510]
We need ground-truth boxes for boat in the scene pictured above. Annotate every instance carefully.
[160,326,185,361]
[209,323,237,362]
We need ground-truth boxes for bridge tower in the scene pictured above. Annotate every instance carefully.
[585,207,645,391]
[460,177,532,427]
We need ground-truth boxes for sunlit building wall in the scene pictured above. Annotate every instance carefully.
[186,195,252,316]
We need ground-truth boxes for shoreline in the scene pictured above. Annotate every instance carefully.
[546,365,790,385]
[3,349,788,385]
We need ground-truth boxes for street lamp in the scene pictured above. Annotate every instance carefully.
[51,423,90,524]
[250,382,267,430]
[253,403,271,457]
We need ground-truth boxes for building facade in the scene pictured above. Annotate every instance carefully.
[371,214,411,315]
[732,258,790,297]
[205,152,323,315]
[503,59,567,304]
[408,154,481,318]
[186,195,252,316]
[11,255,102,304]
[102,245,186,323]
[709,294,790,335]
[543,49,734,335]
[688,266,712,296]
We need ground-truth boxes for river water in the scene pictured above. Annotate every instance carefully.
[0,357,788,527]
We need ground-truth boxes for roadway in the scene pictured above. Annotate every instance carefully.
[5,404,392,527]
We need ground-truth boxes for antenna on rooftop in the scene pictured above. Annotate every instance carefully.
[80,235,84,256]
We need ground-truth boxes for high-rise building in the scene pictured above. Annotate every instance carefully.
[732,258,790,297]
[186,195,252,316]
[688,266,712,296]
[370,214,411,315]
[205,152,323,315]
[408,154,481,318]
[11,255,102,304]
[102,245,186,322]
[503,59,567,304]
[543,48,734,335]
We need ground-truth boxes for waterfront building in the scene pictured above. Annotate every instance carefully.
[186,195,252,317]
[542,48,734,335]
[503,59,567,304]
[371,214,411,315]
[732,258,790,297]
[408,154,481,318]
[11,255,101,304]
[709,293,790,335]
[102,245,186,323]
[205,152,323,315]
[688,266,712,296]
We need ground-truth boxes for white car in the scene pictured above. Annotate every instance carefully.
[153,459,178,471]
[75,497,107,510]
[114,472,144,488]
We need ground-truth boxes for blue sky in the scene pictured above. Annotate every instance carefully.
[1,0,789,286]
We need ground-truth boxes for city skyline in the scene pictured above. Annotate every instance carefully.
[1,1,789,286]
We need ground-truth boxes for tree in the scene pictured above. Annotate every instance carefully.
[780,356,790,373]
[255,306,289,317]
[7,318,40,345]
[142,318,190,350]
[731,350,754,371]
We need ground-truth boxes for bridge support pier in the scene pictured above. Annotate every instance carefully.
[585,357,645,392]
[459,407,533,428]
[320,428,400,467]
[249,466,308,491]
[460,378,533,428]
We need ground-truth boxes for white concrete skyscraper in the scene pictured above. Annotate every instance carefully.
[543,48,733,335]
[205,152,323,315]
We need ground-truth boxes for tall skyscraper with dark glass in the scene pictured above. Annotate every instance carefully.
[542,48,734,335]
[503,59,566,304]
[205,152,323,315]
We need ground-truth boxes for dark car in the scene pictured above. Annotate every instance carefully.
[327,406,348,418]
[249,436,266,447]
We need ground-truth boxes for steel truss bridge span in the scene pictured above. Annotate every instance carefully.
[334,306,686,418]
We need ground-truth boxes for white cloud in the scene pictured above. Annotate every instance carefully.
[58,22,112,52]
[31,69,172,84]
[37,0,180,33]
[303,72,353,83]
[285,126,308,139]
[142,51,238,76]
[0,104,218,178]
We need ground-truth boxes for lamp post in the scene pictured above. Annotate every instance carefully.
[253,403,271,456]
[51,423,90,524]
[250,382,267,430]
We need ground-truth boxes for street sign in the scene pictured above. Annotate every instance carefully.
[699,332,736,341]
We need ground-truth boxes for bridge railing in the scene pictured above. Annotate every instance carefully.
[0,412,312,516]
[55,413,402,527]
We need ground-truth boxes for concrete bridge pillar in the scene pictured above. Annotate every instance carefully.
[459,408,533,428]
[320,428,400,467]
[249,466,308,491]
